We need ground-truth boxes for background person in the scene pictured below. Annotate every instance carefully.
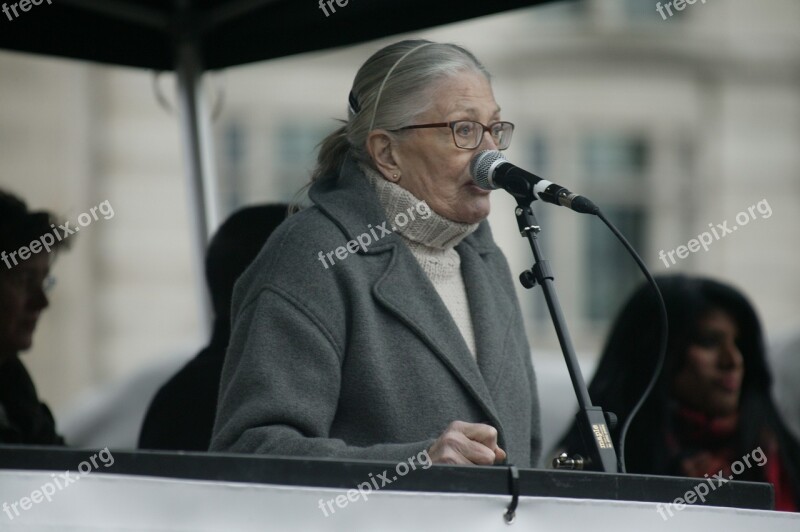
[769,332,800,443]
[556,274,800,511]
[0,189,69,445]
[138,205,288,451]
[210,39,541,467]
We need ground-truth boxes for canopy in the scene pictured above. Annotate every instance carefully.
[0,0,552,70]
[0,0,555,328]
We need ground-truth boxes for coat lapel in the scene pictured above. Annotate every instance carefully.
[372,243,502,427]
[458,237,515,397]
[310,156,505,432]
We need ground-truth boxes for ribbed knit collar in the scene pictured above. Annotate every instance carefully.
[360,163,479,250]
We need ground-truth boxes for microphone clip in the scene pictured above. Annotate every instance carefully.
[514,206,541,238]
[515,203,556,291]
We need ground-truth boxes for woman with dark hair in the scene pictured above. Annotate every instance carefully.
[560,275,800,511]
[0,189,70,445]
[557,274,800,511]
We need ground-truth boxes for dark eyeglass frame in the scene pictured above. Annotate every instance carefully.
[393,120,515,150]
[0,269,56,293]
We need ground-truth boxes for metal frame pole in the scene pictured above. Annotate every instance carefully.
[175,37,218,333]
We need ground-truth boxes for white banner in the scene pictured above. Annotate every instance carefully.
[1,470,798,531]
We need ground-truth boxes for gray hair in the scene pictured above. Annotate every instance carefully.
[311,39,491,182]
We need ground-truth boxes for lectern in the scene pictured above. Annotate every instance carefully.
[2,446,796,531]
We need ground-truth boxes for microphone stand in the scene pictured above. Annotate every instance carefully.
[509,190,619,473]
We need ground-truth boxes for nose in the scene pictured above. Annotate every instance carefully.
[478,129,499,152]
[28,286,49,312]
[719,340,743,370]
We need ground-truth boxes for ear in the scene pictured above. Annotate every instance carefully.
[366,130,401,182]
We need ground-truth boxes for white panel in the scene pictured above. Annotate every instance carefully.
[0,471,797,531]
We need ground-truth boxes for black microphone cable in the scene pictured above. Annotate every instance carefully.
[472,150,668,472]
[593,210,668,473]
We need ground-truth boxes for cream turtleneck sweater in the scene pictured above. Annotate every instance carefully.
[361,164,480,359]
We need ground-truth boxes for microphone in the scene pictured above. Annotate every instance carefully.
[470,150,598,215]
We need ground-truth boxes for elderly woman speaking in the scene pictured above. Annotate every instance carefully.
[210,40,541,467]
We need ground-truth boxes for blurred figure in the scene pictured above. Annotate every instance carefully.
[0,189,69,445]
[557,275,800,511]
[770,332,800,443]
[138,204,288,451]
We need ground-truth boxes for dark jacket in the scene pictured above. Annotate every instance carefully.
[138,319,229,451]
[210,156,541,466]
[0,357,64,445]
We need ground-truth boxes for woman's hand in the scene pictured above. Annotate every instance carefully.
[427,421,507,465]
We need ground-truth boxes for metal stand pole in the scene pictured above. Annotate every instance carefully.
[513,198,618,473]
[174,32,219,332]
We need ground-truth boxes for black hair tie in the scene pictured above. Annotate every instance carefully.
[348,91,361,114]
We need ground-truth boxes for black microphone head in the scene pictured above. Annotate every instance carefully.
[470,150,507,190]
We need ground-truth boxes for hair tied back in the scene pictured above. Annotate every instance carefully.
[348,91,361,114]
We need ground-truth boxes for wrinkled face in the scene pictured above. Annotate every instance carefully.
[0,253,51,362]
[672,309,745,417]
[391,71,500,224]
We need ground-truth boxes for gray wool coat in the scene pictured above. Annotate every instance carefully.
[210,156,542,467]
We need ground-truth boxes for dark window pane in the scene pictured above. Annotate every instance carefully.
[581,133,648,181]
[584,206,647,321]
[276,123,332,200]
[527,134,552,322]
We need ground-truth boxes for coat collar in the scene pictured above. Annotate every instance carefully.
[309,156,393,251]
[308,155,497,253]
[309,155,511,441]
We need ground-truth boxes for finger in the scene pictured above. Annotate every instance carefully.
[460,439,498,465]
[435,429,497,465]
[442,422,507,464]
[459,422,500,449]
[431,449,474,466]
[493,446,507,463]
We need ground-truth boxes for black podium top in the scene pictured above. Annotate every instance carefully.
[0,445,773,511]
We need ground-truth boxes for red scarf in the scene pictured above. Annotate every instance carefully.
[668,406,797,512]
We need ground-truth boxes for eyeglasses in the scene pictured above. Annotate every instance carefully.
[394,120,515,150]
[1,269,56,293]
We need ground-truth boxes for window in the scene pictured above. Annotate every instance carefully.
[584,206,647,320]
[275,122,333,201]
[580,132,650,321]
[527,134,554,322]
[220,120,246,212]
[581,133,648,182]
